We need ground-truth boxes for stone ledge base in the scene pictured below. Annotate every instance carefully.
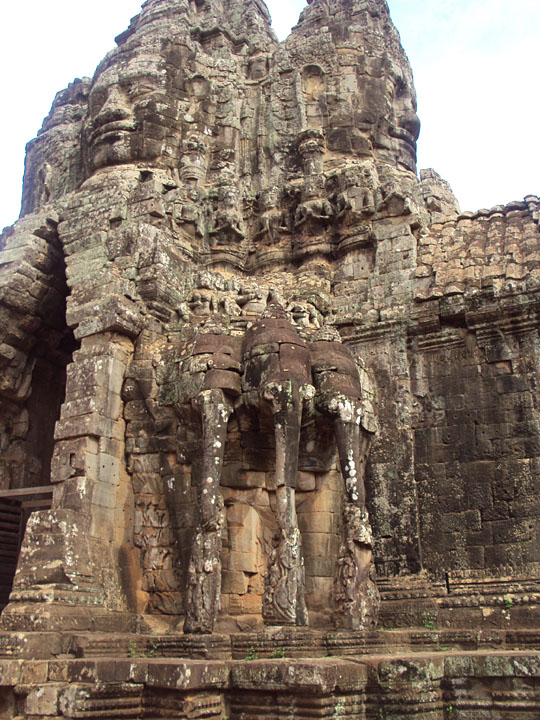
[1,651,540,719]
[0,603,138,633]
[2,627,540,662]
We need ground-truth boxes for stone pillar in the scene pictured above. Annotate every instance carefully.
[331,398,379,629]
[2,332,136,630]
[262,380,308,627]
[242,305,312,627]
[311,329,380,629]
[184,388,233,634]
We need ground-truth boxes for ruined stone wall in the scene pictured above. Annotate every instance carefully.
[2,2,540,717]
[0,214,76,493]
[330,182,540,592]
[410,296,540,582]
[416,194,540,300]
[0,0,538,634]
[407,186,540,587]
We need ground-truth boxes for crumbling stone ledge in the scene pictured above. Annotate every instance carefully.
[1,650,540,718]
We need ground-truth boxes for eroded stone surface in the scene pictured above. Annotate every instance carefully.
[0,0,539,716]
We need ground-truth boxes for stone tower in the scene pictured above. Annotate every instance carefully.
[1,0,539,717]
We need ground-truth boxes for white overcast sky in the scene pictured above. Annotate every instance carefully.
[1,0,538,231]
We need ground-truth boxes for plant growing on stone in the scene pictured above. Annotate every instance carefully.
[245,646,258,661]
[421,614,436,631]
[148,640,158,658]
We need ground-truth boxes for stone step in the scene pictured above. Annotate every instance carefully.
[1,652,539,719]
[1,628,539,661]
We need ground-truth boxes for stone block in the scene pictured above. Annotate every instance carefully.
[98,437,126,458]
[304,556,335,577]
[227,504,261,556]
[70,296,144,340]
[297,472,317,492]
[128,454,161,473]
[12,509,95,591]
[466,527,493,546]
[222,570,249,595]
[225,551,261,574]
[51,438,99,483]
[222,466,266,489]
[509,498,540,519]
[58,476,94,514]
[305,576,333,610]
[0,660,23,685]
[230,657,367,693]
[496,375,528,394]
[464,545,485,568]
[145,660,229,690]
[295,486,341,514]
[91,480,118,509]
[97,452,124,485]
[302,532,338,559]
[247,573,264,595]
[484,543,523,567]
[297,511,339,534]
[228,593,262,615]
[492,519,535,544]
[25,684,60,716]
[441,511,481,533]
[378,656,444,682]
[69,391,123,421]
[55,414,125,442]
[238,593,262,615]
[20,660,49,684]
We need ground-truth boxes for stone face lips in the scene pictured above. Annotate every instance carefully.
[0,0,539,649]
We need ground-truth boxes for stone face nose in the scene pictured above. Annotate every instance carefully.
[399,109,421,142]
[94,85,133,125]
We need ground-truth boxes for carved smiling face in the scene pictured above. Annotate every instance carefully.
[291,0,420,172]
[351,59,420,171]
[85,50,177,172]
[387,71,421,171]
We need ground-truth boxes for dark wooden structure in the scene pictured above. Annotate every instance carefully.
[0,487,52,610]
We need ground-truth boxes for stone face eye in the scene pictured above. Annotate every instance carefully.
[128,84,158,100]
[395,76,408,99]
[89,89,107,116]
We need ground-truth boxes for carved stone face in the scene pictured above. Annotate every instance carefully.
[85,51,176,172]
[219,186,238,210]
[248,54,268,80]
[292,0,420,172]
[352,65,420,170]
[388,73,421,171]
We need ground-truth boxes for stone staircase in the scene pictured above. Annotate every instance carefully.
[1,625,539,718]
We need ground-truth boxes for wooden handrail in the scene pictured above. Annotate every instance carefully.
[21,499,53,509]
[0,486,54,499]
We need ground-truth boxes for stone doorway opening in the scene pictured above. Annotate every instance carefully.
[0,489,53,611]
[0,221,78,607]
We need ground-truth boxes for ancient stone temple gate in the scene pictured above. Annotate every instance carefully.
[1,0,540,717]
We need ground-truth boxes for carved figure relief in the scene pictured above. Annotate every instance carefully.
[84,49,181,173]
[2,5,540,717]
[1,0,439,639]
[173,299,378,633]
[310,325,379,628]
